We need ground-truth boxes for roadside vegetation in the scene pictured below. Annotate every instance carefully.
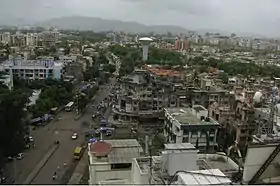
[109,44,185,77]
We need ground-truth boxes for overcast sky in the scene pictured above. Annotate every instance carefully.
[0,0,279,37]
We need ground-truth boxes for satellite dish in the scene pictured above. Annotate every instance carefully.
[253,91,263,103]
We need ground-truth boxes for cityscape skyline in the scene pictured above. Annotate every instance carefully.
[0,0,279,37]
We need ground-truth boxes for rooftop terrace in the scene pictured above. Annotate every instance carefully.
[165,107,219,126]
[89,139,143,164]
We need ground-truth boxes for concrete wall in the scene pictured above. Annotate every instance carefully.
[243,144,280,183]
[163,149,198,176]
[131,159,149,184]
[89,163,131,184]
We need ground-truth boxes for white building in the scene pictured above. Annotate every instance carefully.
[131,143,237,185]
[59,55,78,65]
[88,139,143,185]
[174,169,232,185]
[25,33,39,46]
[0,57,63,80]
[0,32,11,44]
[164,106,220,151]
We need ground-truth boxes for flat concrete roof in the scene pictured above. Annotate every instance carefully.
[166,107,219,126]
[165,143,196,150]
[198,154,239,173]
[177,169,231,185]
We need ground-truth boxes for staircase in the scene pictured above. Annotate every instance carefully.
[248,143,280,184]
[232,171,243,183]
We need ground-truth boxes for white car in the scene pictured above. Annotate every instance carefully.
[17,153,24,160]
[106,131,112,136]
[29,136,34,142]
[71,133,78,140]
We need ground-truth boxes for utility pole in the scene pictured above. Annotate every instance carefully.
[148,139,152,185]
[76,93,79,116]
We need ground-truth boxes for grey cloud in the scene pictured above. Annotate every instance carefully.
[0,0,279,37]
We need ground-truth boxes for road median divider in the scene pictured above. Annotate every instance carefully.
[22,143,60,184]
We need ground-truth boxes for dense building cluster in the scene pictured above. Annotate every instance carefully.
[1,27,280,185]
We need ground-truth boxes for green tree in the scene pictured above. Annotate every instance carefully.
[103,64,116,74]
[29,81,74,117]
[77,93,88,113]
[219,72,229,84]
[0,88,30,165]
[50,45,57,54]
[151,133,165,155]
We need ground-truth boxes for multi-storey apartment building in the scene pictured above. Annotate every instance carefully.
[164,105,220,152]
[0,56,63,80]
[110,69,185,128]
[0,32,11,44]
[42,30,59,47]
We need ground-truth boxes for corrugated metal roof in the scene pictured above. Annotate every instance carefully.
[105,139,142,148]
[98,139,143,163]
[177,169,231,185]
[108,147,142,163]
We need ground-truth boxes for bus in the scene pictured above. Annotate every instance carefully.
[73,146,84,160]
[65,101,74,112]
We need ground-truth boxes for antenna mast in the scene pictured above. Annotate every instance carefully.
[268,86,279,136]
[148,139,152,184]
[258,85,279,137]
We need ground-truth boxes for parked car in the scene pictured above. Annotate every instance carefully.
[71,133,78,140]
[106,131,112,136]
[28,136,34,142]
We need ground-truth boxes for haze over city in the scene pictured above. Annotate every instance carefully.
[0,0,280,37]
[2,0,280,185]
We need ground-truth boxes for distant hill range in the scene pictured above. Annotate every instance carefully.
[33,16,189,34]
[0,16,266,38]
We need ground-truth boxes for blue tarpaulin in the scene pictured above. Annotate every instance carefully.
[89,138,97,143]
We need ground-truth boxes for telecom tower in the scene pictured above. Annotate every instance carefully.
[139,37,153,61]
[255,86,280,137]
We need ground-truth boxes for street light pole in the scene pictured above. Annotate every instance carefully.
[76,94,79,116]
[13,158,17,183]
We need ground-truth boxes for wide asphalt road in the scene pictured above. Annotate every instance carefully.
[30,78,116,184]
[3,78,116,185]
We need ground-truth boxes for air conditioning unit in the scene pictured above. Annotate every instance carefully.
[98,179,126,185]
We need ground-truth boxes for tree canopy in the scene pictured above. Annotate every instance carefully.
[191,56,280,77]
[28,80,74,117]
[109,44,184,76]
[146,47,183,66]
[0,84,30,167]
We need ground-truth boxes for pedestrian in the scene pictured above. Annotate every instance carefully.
[63,162,67,167]
[53,172,57,180]
[57,166,60,170]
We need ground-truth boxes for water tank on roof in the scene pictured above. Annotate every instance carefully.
[253,91,262,103]
[276,104,280,113]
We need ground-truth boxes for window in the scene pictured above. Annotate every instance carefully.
[183,130,189,135]
[183,137,189,142]
[192,131,198,136]
[111,163,132,170]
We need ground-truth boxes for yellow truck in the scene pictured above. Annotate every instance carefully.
[73,146,84,160]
